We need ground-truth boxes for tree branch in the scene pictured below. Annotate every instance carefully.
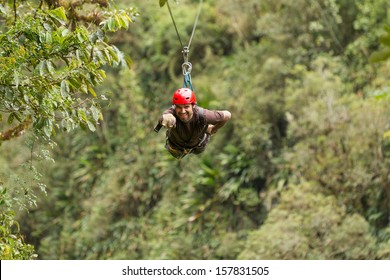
[0,118,32,142]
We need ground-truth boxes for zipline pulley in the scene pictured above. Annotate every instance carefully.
[182,46,190,64]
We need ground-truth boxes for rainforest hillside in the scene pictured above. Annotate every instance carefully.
[1,0,390,260]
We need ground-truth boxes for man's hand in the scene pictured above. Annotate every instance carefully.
[207,124,215,135]
[206,111,231,135]
[161,113,176,128]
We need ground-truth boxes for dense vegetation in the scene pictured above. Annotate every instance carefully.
[1,0,390,260]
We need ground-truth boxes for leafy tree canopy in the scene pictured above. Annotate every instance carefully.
[0,0,138,143]
[0,0,138,259]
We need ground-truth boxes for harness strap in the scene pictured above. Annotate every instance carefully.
[183,70,193,90]
[166,133,208,159]
[198,107,204,124]
[166,141,193,159]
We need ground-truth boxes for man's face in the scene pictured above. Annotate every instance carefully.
[175,104,194,123]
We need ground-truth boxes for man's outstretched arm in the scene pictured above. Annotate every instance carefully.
[207,110,231,135]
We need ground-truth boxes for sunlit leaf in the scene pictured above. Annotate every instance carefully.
[38,60,47,75]
[46,60,55,73]
[90,104,101,121]
[47,7,67,23]
[124,54,133,68]
[60,80,69,98]
[105,47,119,63]
[117,13,132,29]
[86,120,96,132]
[13,70,19,87]
[43,119,53,138]
[87,85,97,98]
[69,77,82,89]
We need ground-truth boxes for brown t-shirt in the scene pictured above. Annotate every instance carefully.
[163,106,225,149]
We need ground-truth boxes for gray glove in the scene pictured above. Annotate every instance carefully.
[161,113,176,128]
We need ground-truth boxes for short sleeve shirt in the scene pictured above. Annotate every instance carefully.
[163,106,225,148]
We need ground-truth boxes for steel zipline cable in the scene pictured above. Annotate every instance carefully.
[166,0,203,56]
[165,0,203,90]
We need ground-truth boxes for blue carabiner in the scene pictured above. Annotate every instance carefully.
[183,72,193,90]
[182,61,193,90]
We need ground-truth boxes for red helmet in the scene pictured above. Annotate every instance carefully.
[172,88,196,105]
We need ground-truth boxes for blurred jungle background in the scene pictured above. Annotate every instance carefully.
[1,0,390,260]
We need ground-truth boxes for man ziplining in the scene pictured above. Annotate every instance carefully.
[154,0,231,159]
[157,88,231,159]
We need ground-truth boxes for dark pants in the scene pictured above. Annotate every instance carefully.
[165,134,210,159]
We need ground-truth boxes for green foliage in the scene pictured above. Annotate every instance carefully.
[284,92,390,227]
[0,187,36,259]
[0,2,138,140]
[0,0,138,260]
[238,182,378,260]
[5,0,390,261]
